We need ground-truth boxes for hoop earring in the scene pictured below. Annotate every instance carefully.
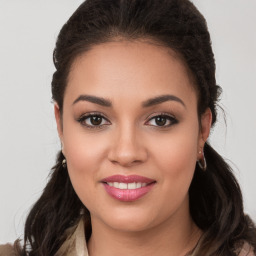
[198,150,207,171]
[62,159,67,168]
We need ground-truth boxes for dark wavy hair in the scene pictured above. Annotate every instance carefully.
[18,0,255,255]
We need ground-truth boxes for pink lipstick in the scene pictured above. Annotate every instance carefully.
[101,175,156,202]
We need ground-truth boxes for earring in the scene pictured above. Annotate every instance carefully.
[62,159,67,168]
[80,208,85,215]
[198,150,207,171]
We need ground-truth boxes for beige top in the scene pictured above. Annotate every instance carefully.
[0,219,255,256]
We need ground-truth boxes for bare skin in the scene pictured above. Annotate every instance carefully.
[55,40,212,256]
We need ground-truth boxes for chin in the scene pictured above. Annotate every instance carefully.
[94,207,161,233]
[108,218,154,233]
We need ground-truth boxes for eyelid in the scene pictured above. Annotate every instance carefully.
[77,111,178,129]
[145,112,178,127]
[77,112,111,129]
[77,111,108,120]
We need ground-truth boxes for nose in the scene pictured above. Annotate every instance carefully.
[107,125,148,167]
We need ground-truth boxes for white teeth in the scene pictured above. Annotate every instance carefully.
[128,182,136,189]
[136,183,142,188]
[119,183,128,189]
[107,182,147,189]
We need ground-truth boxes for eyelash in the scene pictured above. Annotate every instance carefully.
[146,113,178,128]
[77,113,111,129]
[77,112,178,130]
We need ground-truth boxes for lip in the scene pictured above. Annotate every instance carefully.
[101,175,156,202]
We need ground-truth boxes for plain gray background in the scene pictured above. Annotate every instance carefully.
[0,0,255,243]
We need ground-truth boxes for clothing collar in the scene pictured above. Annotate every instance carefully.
[55,218,89,256]
[54,218,254,256]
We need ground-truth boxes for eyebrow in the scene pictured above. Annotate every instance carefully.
[142,94,186,108]
[73,95,112,107]
[73,94,186,108]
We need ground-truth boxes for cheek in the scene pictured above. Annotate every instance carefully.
[63,120,109,167]
[142,125,199,222]
[150,123,199,190]
[62,126,109,202]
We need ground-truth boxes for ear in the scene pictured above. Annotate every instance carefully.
[54,103,65,154]
[198,108,212,152]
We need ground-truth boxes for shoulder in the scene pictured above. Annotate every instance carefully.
[0,240,21,256]
[235,241,255,256]
[0,243,18,256]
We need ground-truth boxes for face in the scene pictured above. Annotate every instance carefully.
[55,40,211,232]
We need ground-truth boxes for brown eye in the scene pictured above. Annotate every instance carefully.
[147,114,178,127]
[90,116,103,125]
[155,116,167,126]
[78,113,110,129]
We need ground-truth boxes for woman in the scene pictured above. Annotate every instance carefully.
[1,0,255,255]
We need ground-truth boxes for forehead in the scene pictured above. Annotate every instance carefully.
[65,40,197,107]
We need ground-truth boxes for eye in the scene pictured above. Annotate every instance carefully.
[77,113,110,129]
[146,114,178,127]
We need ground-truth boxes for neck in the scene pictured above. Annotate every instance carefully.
[87,199,202,256]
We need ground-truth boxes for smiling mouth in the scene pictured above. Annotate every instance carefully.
[104,182,149,189]
[101,175,156,201]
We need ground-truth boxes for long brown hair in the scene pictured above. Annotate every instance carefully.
[20,0,255,255]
